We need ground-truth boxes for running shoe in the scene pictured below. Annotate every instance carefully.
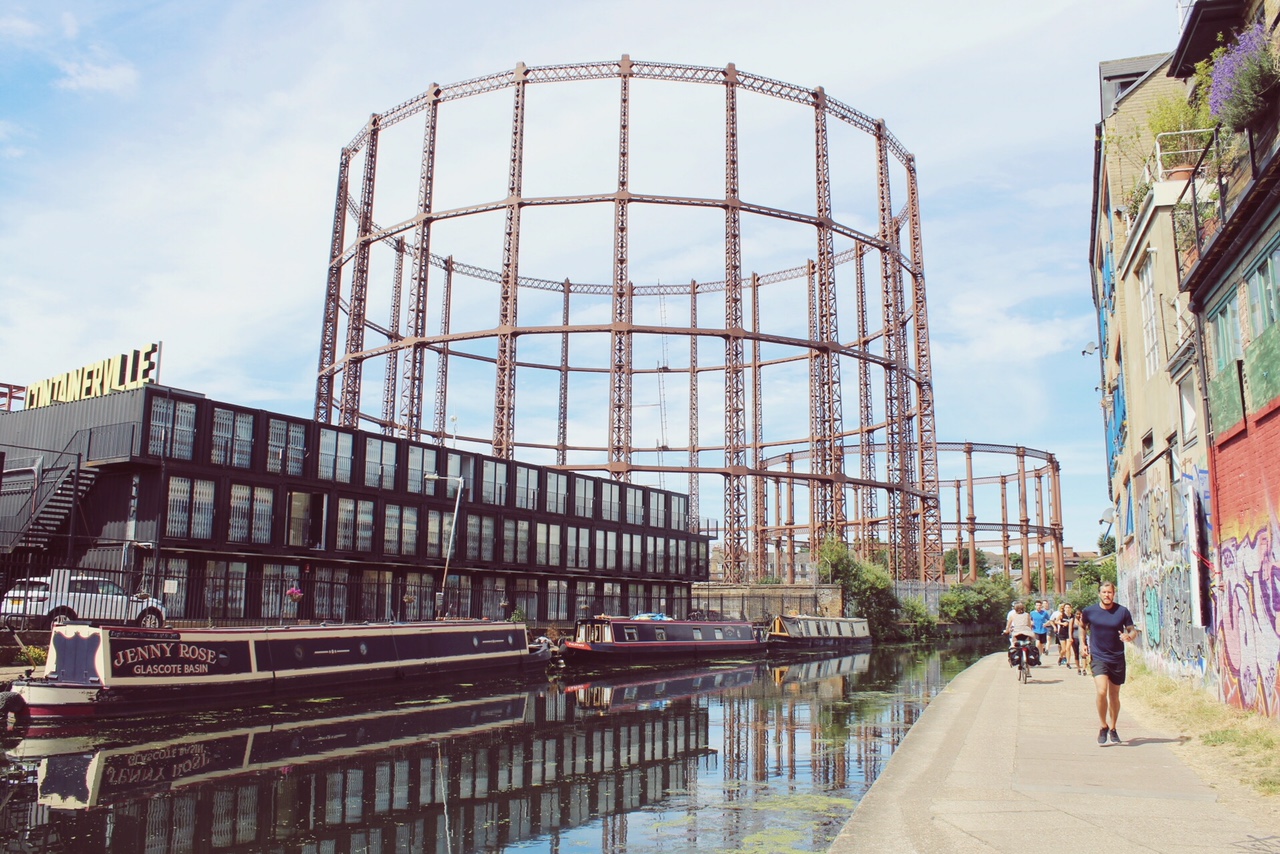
[1109,729,1121,744]
[1098,727,1109,745]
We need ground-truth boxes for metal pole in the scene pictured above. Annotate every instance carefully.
[425,473,465,618]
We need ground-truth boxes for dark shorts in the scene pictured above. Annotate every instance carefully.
[1035,632,1047,643]
[1090,657,1126,685]
[1057,627,1071,641]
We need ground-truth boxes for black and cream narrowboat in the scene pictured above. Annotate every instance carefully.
[1,619,550,723]
[561,615,766,663]
[765,614,871,649]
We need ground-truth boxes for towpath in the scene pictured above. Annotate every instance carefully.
[829,652,1280,853]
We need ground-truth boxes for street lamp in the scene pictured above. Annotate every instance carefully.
[424,473,466,619]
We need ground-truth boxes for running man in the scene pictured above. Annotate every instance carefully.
[1030,600,1053,660]
[1080,582,1138,745]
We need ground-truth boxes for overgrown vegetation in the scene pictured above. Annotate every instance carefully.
[16,645,46,667]
[1128,662,1280,796]
[898,596,938,641]
[938,573,1017,629]
[816,539,900,640]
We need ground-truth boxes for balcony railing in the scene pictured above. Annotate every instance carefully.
[1173,114,1280,279]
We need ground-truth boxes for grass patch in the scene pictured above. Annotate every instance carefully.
[1127,661,1280,798]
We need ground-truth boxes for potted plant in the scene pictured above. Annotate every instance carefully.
[285,586,304,604]
[1147,93,1213,180]
[1205,21,1280,134]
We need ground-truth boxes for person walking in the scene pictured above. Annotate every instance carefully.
[1072,609,1087,674]
[1080,581,1138,745]
[1054,602,1076,667]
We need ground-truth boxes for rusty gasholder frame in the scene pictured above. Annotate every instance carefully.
[314,58,943,582]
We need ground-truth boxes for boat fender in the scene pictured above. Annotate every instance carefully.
[0,691,29,726]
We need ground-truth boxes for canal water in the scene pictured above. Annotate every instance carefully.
[0,639,996,853]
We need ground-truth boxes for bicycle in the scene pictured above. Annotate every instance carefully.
[1011,635,1036,683]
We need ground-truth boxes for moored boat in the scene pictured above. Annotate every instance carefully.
[765,614,871,649]
[561,614,766,663]
[1,619,551,723]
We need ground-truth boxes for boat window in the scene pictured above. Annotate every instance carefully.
[714,629,724,640]
[624,627,638,641]
[692,628,703,640]
[655,628,667,641]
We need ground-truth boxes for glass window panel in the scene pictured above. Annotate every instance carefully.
[574,476,594,517]
[228,483,251,543]
[547,472,568,514]
[482,460,508,505]
[365,437,397,489]
[402,506,418,555]
[191,479,215,540]
[252,486,273,544]
[385,504,402,555]
[166,477,191,538]
[356,500,374,551]
[407,445,437,494]
[337,497,355,550]
[515,466,538,510]
[319,429,353,483]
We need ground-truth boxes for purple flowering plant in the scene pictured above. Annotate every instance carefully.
[1206,22,1280,133]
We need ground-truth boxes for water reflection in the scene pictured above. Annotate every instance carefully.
[0,640,993,853]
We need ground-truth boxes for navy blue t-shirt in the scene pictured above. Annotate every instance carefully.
[1082,602,1134,664]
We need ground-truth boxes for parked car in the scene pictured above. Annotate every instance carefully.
[1,570,166,630]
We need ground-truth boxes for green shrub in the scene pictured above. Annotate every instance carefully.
[938,574,1015,628]
[816,539,901,639]
[900,596,938,641]
[16,645,46,667]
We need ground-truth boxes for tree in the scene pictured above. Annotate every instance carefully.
[938,573,1016,628]
[816,539,900,639]
[1068,556,1118,612]
[942,547,991,578]
[1097,533,1116,556]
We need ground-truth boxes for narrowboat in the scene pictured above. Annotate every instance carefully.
[561,614,766,663]
[0,619,552,723]
[765,614,871,649]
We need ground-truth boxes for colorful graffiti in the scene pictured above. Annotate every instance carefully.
[1215,520,1280,717]
[1119,462,1210,680]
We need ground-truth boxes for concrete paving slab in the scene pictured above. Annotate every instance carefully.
[829,653,1280,854]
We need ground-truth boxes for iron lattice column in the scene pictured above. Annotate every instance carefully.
[907,156,943,581]
[431,258,454,441]
[722,64,748,583]
[812,86,844,543]
[688,280,701,531]
[381,237,405,434]
[340,114,381,428]
[315,148,351,423]
[493,63,528,459]
[403,87,440,441]
[609,58,634,478]
[875,119,911,576]
[751,273,767,579]
[855,246,877,554]
[557,279,572,466]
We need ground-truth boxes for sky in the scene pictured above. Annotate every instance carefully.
[0,0,1186,556]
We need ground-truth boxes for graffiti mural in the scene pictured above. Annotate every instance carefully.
[1215,518,1280,717]
[1118,460,1210,681]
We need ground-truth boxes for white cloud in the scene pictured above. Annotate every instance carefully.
[0,15,40,41]
[59,12,78,40]
[54,58,138,93]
